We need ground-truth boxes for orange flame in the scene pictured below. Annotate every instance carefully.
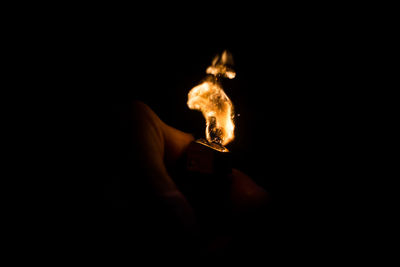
[187,50,235,146]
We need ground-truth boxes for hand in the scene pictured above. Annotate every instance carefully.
[111,101,270,254]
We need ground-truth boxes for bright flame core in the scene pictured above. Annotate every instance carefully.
[187,50,235,146]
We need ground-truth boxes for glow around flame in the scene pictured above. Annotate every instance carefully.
[187,50,235,146]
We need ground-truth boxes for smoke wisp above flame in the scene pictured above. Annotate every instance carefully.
[187,50,236,146]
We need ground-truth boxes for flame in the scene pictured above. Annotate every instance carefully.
[187,50,236,146]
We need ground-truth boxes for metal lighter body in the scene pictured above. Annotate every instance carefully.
[186,139,232,175]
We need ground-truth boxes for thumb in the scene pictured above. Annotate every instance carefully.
[160,121,194,165]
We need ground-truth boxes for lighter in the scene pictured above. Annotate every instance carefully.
[186,138,232,175]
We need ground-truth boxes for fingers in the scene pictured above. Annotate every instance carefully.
[131,101,197,232]
[132,101,194,165]
[130,101,270,239]
[229,169,270,214]
[160,122,194,165]
[131,101,173,193]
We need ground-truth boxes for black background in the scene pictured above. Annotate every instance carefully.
[3,3,384,263]
[102,24,358,199]
[102,29,355,258]
[43,9,369,262]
